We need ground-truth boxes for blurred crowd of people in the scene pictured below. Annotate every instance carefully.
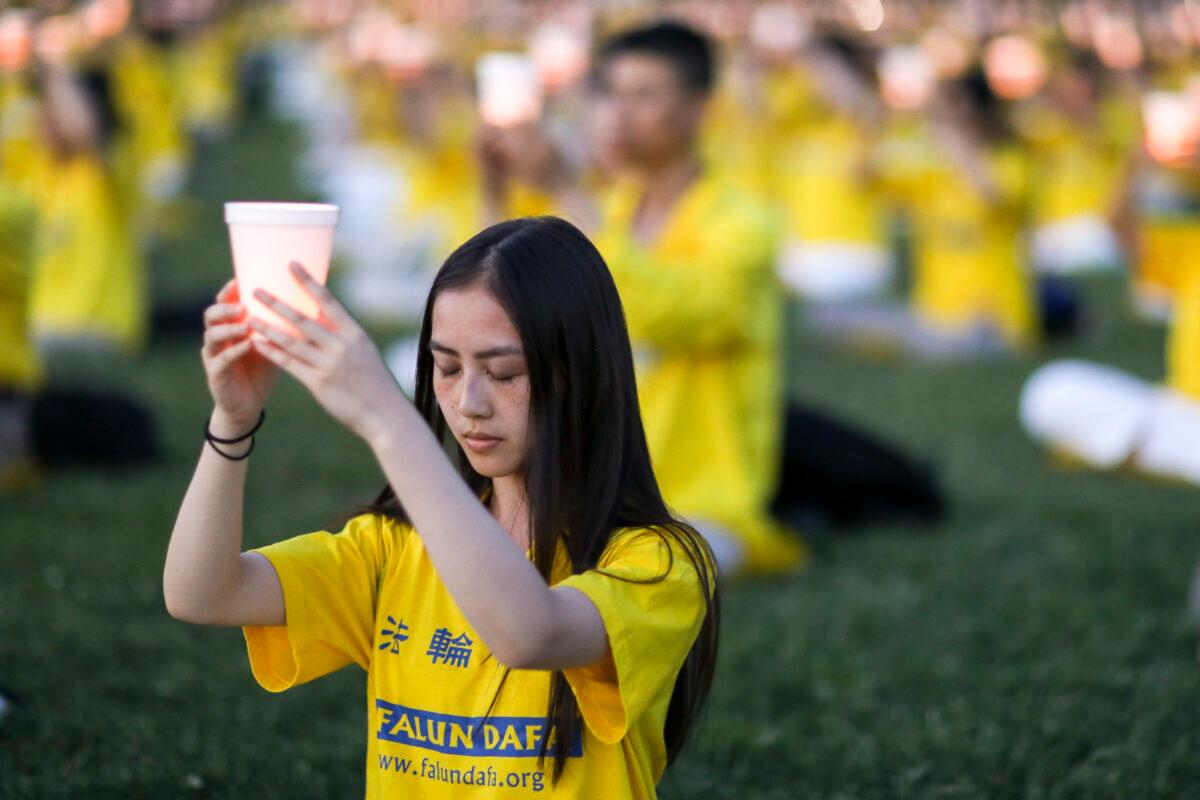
[3,0,1200,571]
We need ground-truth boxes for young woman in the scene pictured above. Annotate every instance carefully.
[163,216,719,798]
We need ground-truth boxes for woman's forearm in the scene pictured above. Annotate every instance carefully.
[163,409,255,624]
[365,398,604,669]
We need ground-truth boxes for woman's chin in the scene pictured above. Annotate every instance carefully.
[462,452,520,480]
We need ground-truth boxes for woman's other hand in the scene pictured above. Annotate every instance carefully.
[249,263,407,444]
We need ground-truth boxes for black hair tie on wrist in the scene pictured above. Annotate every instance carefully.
[204,410,265,461]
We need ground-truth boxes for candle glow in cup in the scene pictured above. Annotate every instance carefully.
[224,202,339,337]
[476,52,543,127]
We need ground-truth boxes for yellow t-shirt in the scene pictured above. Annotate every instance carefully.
[594,174,806,574]
[243,515,707,799]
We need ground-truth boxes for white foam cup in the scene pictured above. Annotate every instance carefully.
[225,202,339,337]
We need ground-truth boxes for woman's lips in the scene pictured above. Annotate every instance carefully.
[464,434,502,454]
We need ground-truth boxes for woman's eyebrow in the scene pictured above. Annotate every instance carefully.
[429,340,523,359]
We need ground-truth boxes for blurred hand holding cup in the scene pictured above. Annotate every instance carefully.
[224,202,339,336]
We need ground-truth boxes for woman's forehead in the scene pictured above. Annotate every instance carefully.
[430,285,522,352]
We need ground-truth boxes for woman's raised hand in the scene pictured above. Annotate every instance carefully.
[201,279,279,429]
[248,262,407,444]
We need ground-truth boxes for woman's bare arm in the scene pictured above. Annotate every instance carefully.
[163,408,284,627]
[162,281,285,628]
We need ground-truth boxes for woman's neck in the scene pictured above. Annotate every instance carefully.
[489,474,530,550]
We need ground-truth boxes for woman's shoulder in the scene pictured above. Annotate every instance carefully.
[598,524,715,583]
[331,512,415,560]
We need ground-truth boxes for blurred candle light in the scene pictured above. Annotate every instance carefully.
[80,0,131,42]
[295,0,354,32]
[33,14,81,67]
[1060,1,1094,47]
[921,26,972,79]
[845,0,885,33]
[879,44,935,111]
[0,11,32,73]
[381,23,439,83]
[476,52,542,128]
[1143,90,1199,164]
[1169,3,1188,45]
[1094,13,1144,70]
[528,22,590,91]
[346,8,392,67]
[750,2,809,58]
[983,34,1048,100]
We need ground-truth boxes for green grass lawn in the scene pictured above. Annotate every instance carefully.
[4,109,1200,799]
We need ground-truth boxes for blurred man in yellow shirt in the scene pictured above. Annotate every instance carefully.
[481,22,805,576]
[587,23,806,575]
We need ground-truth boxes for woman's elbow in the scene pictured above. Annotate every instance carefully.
[490,638,543,670]
[489,623,560,670]
[163,584,217,625]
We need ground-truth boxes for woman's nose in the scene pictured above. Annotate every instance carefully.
[458,372,492,418]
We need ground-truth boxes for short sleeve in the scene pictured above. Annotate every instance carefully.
[558,530,710,744]
[242,514,405,692]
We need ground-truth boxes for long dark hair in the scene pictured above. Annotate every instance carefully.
[362,216,719,781]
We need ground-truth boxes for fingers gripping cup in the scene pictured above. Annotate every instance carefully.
[224,202,339,337]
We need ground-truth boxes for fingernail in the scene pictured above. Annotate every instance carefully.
[289,261,303,272]
[254,288,269,300]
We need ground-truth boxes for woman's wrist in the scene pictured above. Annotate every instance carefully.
[361,393,423,455]
[209,407,263,441]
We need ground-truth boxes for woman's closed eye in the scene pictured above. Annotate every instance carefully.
[435,363,461,378]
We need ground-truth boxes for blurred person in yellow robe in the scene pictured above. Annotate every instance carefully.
[1022,104,1200,485]
[28,66,145,354]
[1118,57,1200,320]
[1023,51,1131,276]
[172,11,242,144]
[769,35,893,303]
[815,69,1038,357]
[1,62,153,483]
[108,17,190,236]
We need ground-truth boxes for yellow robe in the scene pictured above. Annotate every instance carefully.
[1168,257,1200,402]
[1025,109,1126,227]
[28,151,145,352]
[109,34,190,224]
[879,125,1037,347]
[1137,166,1200,312]
[0,182,41,390]
[173,24,240,136]
[775,110,885,246]
[594,172,806,574]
